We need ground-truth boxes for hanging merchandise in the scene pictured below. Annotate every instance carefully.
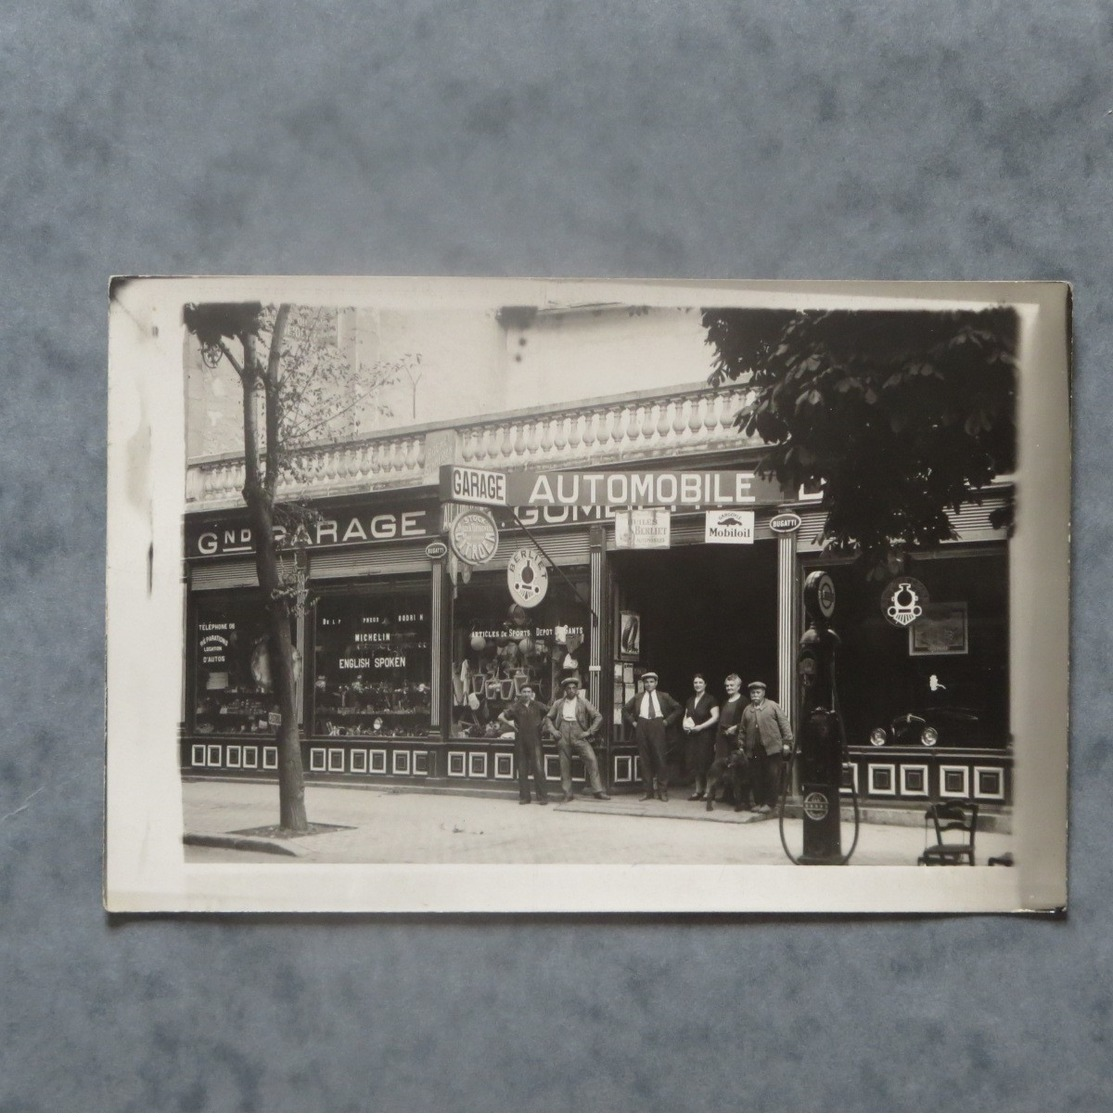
[507,545,550,608]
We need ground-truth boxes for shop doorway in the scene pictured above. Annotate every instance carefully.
[611,541,780,709]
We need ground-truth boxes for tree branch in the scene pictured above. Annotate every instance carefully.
[264,304,292,501]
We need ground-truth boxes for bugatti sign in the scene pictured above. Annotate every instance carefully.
[769,511,802,534]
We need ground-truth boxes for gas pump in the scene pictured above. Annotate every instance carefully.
[778,570,860,865]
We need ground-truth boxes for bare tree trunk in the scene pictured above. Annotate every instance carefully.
[241,318,308,833]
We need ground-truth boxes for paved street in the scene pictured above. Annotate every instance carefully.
[182,777,1014,867]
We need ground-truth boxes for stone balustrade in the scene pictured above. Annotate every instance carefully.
[185,385,758,509]
[457,385,755,471]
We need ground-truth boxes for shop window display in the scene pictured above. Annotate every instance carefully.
[193,596,294,735]
[452,571,591,739]
[807,551,1009,749]
[312,588,431,738]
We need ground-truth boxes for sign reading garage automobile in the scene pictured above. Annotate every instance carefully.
[185,498,438,558]
[442,466,784,509]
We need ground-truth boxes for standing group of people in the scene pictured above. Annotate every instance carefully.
[682,674,793,814]
[497,670,792,813]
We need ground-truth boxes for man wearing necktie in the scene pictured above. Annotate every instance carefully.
[623,671,682,801]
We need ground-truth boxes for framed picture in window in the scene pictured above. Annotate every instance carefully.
[619,610,641,659]
[910,602,968,656]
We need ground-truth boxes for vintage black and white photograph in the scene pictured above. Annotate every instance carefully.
[105,277,1069,913]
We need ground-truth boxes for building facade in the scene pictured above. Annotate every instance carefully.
[181,305,1013,808]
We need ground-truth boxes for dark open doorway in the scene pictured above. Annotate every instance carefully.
[611,541,780,708]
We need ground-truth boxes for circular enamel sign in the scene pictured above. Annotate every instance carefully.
[803,791,830,820]
[507,546,549,608]
[449,509,499,565]
[880,577,930,628]
[803,570,837,620]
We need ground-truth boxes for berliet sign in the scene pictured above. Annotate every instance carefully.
[441,465,783,509]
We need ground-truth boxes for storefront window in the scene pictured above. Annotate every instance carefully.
[193,596,293,735]
[311,586,431,738]
[451,569,591,738]
[808,550,1009,749]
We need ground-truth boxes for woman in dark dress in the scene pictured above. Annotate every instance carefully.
[683,673,720,800]
[705,672,751,811]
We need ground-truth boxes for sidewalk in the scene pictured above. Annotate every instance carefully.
[182,778,1015,867]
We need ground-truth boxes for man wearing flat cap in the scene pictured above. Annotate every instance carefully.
[623,671,682,801]
[544,676,609,803]
[740,680,793,814]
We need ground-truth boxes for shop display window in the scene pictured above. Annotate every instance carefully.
[808,550,1009,749]
[451,570,591,739]
[193,596,294,735]
[312,586,431,738]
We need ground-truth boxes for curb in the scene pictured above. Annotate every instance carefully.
[553,799,777,824]
[183,831,306,857]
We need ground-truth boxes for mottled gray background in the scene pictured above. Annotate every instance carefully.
[0,0,1103,1110]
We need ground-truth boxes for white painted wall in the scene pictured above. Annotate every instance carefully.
[185,303,717,460]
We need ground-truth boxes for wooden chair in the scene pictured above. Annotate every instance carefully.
[918,799,979,866]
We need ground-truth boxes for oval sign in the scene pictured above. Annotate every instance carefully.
[802,790,830,821]
[424,540,448,560]
[769,511,802,534]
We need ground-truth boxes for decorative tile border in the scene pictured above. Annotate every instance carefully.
[614,755,634,783]
[448,751,467,778]
[191,744,207,767]
[392,749,411,776]
[206,744,222,767]
[939,765,970,798]
[262,746,278,770]
[413,751,429,776]
[494,752,514,779]
[867,763,897,796]
[328,747,346,772]
[973,765,1005,800]
[900,763,929,797]
[242,745,258,768]
[309,747,327,772]
[225,744,242,768]
[468,752,488,779]
[349,749,368,774]
[368,749,387,775]
[840,762,859,795]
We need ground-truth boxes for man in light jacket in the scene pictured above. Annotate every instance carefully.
[740,680,794,813]
[544,676,610,803]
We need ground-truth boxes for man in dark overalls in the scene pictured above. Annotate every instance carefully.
[497,684,550,805]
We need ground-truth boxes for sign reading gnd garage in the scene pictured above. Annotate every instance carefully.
[186,498,438,558]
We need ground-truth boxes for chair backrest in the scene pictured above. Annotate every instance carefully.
[927,799,978,846]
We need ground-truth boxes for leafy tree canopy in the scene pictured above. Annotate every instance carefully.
[702,306,1018,574]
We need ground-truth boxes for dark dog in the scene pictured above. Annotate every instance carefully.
[705,748,754,812]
